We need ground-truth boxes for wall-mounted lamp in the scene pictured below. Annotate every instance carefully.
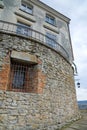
[77,82,80,88]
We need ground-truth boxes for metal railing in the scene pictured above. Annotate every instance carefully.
[0,20,69,60]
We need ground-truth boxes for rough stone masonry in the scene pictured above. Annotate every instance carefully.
[0,33,80,130]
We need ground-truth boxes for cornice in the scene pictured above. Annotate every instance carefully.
[29,0,70,23]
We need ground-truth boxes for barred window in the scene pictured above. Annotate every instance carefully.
[8,60,38,93]
[12,64,26,89]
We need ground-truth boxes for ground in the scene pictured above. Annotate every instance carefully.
[60,110,87,130]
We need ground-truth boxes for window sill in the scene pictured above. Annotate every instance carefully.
[15,10,36,23]
[19,9,33,16]
[45,21,56,27]
[43,22,59,34]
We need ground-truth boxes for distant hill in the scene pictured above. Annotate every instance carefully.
[78,100,87,109]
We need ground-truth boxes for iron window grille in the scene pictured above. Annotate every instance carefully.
[8,60,38,93]
[45,15,55,25]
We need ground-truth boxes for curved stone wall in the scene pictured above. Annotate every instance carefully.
[0,33,80,130]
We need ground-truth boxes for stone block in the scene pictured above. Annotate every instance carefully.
[11,51,38,64]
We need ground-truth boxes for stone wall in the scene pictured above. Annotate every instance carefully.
[0,33,80,130]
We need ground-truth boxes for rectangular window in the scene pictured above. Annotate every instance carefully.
[46,32,57,48]
[20,3,33,14]
[45,15,55,25]
[12,64,26,89]
[9,61,38,93]
[17,22,32,36]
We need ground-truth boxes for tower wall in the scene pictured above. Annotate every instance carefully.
[0,34,80,130]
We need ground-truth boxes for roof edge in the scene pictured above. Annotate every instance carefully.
[30,0,71,23]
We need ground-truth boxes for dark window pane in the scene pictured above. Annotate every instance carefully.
[21,3,26,10]
[50,18,55,25]
[27,6,33,14]
[12,69,25,89]
[9,61,38,93]
[20,3,33,14]
[45,15,55,25]
[16,22,31,36]
[45,16,49,22]
[46,32,57,48]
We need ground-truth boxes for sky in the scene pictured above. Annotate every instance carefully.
[41,0,87,101]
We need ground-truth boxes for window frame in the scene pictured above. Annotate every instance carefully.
[16,22,32,36]
[8,60,38,93]
[20,2,33,15]
[11,63,26,89]
[45,14,56,26]
[46,32,57,48]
